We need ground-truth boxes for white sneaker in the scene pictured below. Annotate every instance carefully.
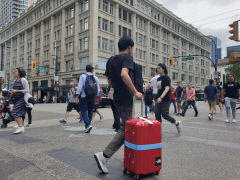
[14,126,24,134]
[208,114,212,120]
[225,119,230,123]
[175,121,182,135]
[84,125,93,133]
[94,152,109,174]
[232,119,236,123]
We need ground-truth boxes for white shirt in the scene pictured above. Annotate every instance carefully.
[151,75,160,95]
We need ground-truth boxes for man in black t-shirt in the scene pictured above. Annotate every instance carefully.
[221,73,240,123]
[94,37,143,174]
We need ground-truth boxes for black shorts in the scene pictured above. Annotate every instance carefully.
[176,98,182,105]
[67,103,80,112]
[93,104,99,112]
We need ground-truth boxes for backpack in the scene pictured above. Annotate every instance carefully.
[84,74,98,97]
[133,62,144,94]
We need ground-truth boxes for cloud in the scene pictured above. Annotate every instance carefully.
[155,0,240,57]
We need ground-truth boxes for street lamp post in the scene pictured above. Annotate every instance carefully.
[0,45,11,90]
[52,42,59,102]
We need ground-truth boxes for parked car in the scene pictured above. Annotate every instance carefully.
[97,95,111,108]
[196,90,204,101]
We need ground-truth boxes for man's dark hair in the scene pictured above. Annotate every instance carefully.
[86,64,94,72]
[158,63,168,75]
[16,68,26,78]
[209,79,214,84]
[118,36,134,51]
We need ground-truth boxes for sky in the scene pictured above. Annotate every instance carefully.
[156,0,240,57]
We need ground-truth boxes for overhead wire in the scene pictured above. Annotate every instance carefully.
[189,9,240,23]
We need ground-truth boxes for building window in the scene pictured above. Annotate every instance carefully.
[189,76,193,83]
[109,40,114,52]
[79,39,82,50]
[151,53,156,63]
[98,36,101,49]
[54,30,61,41]
[84,18,88,30]
[79,57,89,69]
[103,0,108,12]
[66,60,74,72]
[98,17,101,28]
[123,9,127,21]
[150,68,155,76]
[110,4,113,15]
[163,31,169,40]
[142,66,146,75]
[162,44,168,53]
[66,7,74,19]
[181,74,186,81]
[44,35,50,46]
[110,21,114,33]
[84,0,89,11]
[172,72,178,81]
[102,38,108,51]
[102,19,108,31]
[98,57,108,70]
[66,42,73,54]
[66,24,74,37]
[84,37,88,49]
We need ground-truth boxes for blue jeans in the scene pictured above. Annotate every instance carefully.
[170,100,177,113]
[182,101,198,116]
[80,97,95,128]
[145,105,152,117]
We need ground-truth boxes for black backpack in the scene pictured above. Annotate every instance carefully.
[133,63,144,94]
[84,74,98,97]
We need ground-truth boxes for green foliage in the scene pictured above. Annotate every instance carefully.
[225,64,240,82]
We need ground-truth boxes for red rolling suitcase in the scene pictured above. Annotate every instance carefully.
[124,116,162,179]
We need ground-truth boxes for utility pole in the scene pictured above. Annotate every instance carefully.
[0,45,4,91]
[54,42,59,102]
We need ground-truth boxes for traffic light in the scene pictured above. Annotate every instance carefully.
[1,77,4,84]
[218,72,221,79]
[229,21,239,41]
[55,81,59,86]
[32,61,36,70]
[169,58,174,66]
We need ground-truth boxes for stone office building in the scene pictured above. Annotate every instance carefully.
[0,0,211,101]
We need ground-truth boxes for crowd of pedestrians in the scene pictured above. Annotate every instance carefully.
[0,36,239,177]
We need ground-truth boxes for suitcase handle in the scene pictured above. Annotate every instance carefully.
[133,97,144,117]
[139,117,153,125]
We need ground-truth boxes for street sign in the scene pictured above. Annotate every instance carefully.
[37,67,49,71]
[0,71,4,77]
[54,75,59,81]
[182,57,194,61]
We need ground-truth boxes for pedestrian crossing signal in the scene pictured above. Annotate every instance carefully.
[218,72,221,79]
[169,58,174,66]
[32,61,36,70]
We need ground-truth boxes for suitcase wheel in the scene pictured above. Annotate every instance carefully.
[123,169,127,174]
[134,174,140,179]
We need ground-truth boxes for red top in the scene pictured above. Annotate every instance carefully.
[170,89,176,100]
[97,85,102,101]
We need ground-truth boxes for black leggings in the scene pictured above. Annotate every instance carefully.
[24,108,32,124]
[155,101,176,124]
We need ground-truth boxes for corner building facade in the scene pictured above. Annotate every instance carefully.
[0,0,211,100]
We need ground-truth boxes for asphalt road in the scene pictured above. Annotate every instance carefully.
[0,102,240,180]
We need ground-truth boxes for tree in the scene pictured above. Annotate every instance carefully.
[225,64,240,82]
